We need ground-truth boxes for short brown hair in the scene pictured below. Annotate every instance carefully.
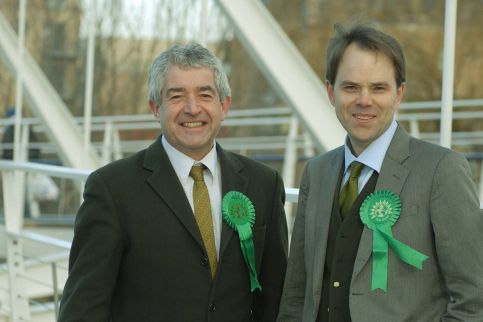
[326,23,406,87]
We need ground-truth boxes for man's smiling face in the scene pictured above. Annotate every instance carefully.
[326,43,405,156]
[151,65,231,160]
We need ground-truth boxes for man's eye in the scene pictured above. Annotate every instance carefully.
[373,86,386,92]
[343,85,357,92]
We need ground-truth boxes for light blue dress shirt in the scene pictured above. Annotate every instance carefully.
[342,120,398,193]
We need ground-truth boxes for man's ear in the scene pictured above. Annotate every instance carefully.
[149,101,160,121]
[325,80,336,106]
[220,96,232,120]
[395,82,406,107]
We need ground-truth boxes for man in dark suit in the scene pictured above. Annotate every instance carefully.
[58,43,288,322]
[278,23,483,322]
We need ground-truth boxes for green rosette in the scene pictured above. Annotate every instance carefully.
[360,190,428,292]
[222,191,261,292]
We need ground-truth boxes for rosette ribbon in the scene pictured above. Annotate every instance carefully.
[360,190,428,292]
[222,191,261,291]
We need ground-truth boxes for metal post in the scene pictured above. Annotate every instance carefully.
[439,0,458,148]
[20,125,29,163]
[101,121,113,165]
[409,119,420,139]
[200,0,208,46]
[13,0,26,163]
[3,170,30,321]
[83,0,97,167]
[51,263,59,320]
[7,0,30,317]
[112,128,123,161]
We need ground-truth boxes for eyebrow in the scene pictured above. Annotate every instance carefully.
[339,80,359,86]
[164,86,216,97]
[371,82,389,87]
[339,81,390,87]
[198,85,216,94]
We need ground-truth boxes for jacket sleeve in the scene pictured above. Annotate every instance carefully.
[252,171,289,322]
[58,171,125,321]
[277,165,310,321]
[430,152,483,321]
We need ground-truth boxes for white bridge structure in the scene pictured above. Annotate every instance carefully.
[0,0,482,321]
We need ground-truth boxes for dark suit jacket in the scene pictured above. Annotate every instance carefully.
[278,125,483,322]
[59,138,288,322]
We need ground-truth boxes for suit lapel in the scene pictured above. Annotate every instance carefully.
[143,138,204,249]
[353,125,411,277]
[217,145,248,260]
[312,148,344,297]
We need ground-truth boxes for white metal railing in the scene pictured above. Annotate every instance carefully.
[0,226,71,321]
[1,102,480,208]
[0,160,299,321]
[0,161,89,321]
[0,100,481,159]
[1,154,482,321]
[0,107,314,197]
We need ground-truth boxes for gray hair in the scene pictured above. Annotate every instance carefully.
[147,43,231,105]
[326,23,406,87]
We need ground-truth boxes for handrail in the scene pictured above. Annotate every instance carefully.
[0,160,300,201]
[0,98,481,127]
[0,106,291,126]
[0,157,480,246]
[399,98,483,110]
[3,228,72,250]
[0,160,91,180]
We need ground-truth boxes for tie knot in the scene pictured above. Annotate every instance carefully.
[349,162,364,179]
[190,165,205,182]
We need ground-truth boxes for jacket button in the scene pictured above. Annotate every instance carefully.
[209,303,216,312]
[333,281,340,287]
[200,257,208,266]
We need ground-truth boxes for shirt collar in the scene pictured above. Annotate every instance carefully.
[162,136,218,184]
[343,119,398,173]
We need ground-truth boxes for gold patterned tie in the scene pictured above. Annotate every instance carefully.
[190,165,217,279]
[339,161,364,218]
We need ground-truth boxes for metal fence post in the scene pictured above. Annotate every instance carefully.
[3,169,31,321]
[51,263,60,320]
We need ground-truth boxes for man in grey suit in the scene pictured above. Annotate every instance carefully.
[278,23,483,322]
[59,43,288,321]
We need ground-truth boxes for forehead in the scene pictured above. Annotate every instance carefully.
[336,43,396,84]
[164,65,216,88]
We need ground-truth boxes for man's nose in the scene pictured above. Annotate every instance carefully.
[184,95,201,114]
[356,89,372,107]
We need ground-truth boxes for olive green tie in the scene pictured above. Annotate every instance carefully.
[190,165,217,279]
[339,161,364,218]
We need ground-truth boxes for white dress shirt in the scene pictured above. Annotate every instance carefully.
[162,136,222,256]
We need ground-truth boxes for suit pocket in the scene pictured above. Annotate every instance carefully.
[252,225,266,273]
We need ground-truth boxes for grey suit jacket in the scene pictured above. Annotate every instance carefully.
[278,126,483,322]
